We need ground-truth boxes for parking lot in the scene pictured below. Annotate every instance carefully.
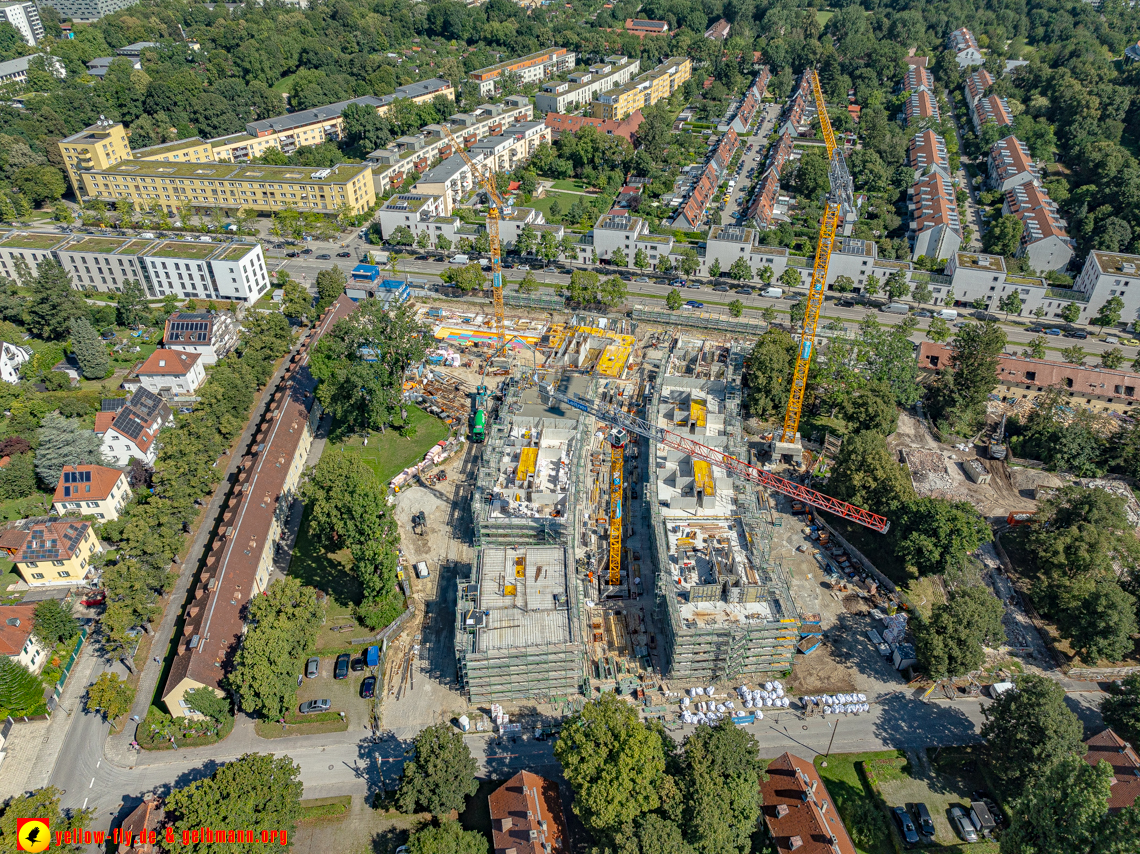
[294,652,380,728]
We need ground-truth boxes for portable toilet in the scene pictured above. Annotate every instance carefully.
[365,645,380,667]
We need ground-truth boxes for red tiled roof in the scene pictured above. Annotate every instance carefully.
[903,65,933,92]
[119,794,164,854]
[749,169,781,226]
[0,603,37,656]
[94,412,115,435]
[905,89,940,125]
[988,136,1034,184]
[137,349,200,376]
[908,129,950,173]
[53,465,127,503]
[488,771,567,854]
[10,519,91,562]
[1085,729,1140,812]
[910,170,961,234]
[543,111,643,141]
[762,753,858,854]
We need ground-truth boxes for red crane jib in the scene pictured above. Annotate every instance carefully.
[658,429,891,534]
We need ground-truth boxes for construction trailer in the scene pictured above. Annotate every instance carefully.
[647,342,801,680]
[454,544,585,702]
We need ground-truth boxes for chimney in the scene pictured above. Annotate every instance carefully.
[811,780,818,793]
[495,817,512,831]
[788,836,803,850]
[775,804,789,818]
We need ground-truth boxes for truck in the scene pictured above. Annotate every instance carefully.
[471,385,489,442]
[989,413,1008,460]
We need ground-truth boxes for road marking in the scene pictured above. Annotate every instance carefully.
[89,777,95,788]
[96,760,100,768]
[83,798,88,809]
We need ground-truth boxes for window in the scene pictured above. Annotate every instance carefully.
[58,571,70,578]
[31,573,44,579]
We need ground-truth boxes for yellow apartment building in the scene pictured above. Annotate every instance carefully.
[592,57,691,121]
[58,119,131,196]
[0,519,103,587]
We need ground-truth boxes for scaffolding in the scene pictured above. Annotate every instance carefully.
[648,341,800,682]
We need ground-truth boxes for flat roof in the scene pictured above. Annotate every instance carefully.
[131,138,209,157]
[94,159,370,184]
[214,243,257,261]
[147,240,218,260]
[956,252,1005,271]
[471,48,570,80]
[59,235,133,254]
[1092,252,1140,276]
[474,546,572,650]
[0,232,67,250]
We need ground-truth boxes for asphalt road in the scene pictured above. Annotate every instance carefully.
[726,103,783,223]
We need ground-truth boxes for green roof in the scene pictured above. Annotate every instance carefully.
[97,159,370,184]
[147,240,218,259]
[60,236,131,254]
[131,137,209,158]
[0,232,67,250]
[214,244,256,261]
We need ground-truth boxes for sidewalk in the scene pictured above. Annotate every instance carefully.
[103,344,301,768]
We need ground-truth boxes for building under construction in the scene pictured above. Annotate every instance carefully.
[647,338,800,681]
[457,375,592,701]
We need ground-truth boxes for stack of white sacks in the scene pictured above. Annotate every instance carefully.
[677,681,798,725]
[737,680,791,712]
[799,693,870,714]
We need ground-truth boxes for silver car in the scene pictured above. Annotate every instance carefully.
[305,656,319,679]
[299,699,331,714]
[950,806,978,843]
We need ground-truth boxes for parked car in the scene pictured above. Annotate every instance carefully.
[634,276,651,283]
[1105,335,1121,344]
[1123,337,1140,346]
[305,657,319,679]
[670,278,687,287]
[1042,327,1063,336]
[837,298,856,307]
[915,309,933,318]
[685,300,704,308]
[286,251,299,258]
[316,253,331,260]
[1027,325,1045,333]
[517,264,530,271]
[299,699,331,714]
[1064,330,1088,339]
[350,657,365,672]
[713,285,731,292]
[300,248,313,255]
[950,806,978,843]
[893,806,919,845]
[337,251,352,258]
[81,590,106,607]
[334,653,350,679]
[737,288,753,296]
[361,676,376,699]
[913,803,935,838]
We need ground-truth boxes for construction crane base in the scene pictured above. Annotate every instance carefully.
[771,435,805,464]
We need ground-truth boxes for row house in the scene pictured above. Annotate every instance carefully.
[907,129,950,177]
[902,65,934,93]
[909,169,962,260]
[949,27,984,68]
[904,89,940,126]
[673,162,718,230]
[971,94,1013,135]
[1003,182,1074,272]
[727,68,769,133]
[963,69,994,112]
[986,135,1037,192]
[711,128,739,175]
[623,18,669,36]
[534,56,639,114]
[469,48,576,98]
[767,131,795,176]
[748,169,781,229]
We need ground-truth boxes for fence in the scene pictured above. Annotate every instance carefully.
[812,513,899,594]
[50,627,89,706]
[631,305,769,335]
[505,291,566,310]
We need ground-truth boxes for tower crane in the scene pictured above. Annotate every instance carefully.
[442,126,506,347]
[778,70,857,448]
[540,382,889,533]
[607,429,626,587]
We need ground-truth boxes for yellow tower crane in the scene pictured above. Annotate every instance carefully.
[607,430,626,588]
[778,70,856,446]
[442,126,506,345]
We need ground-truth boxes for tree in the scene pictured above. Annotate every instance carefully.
[164,754,302,853]
[515,223,537,256]
[863,273,880,301]
[832,275,854,293]
[981,674,1085,795]
[599,275,627,308]
[679,248,699,276]
[86,672,133,721]
[914,586,1006,678]
[0,451,36,500]
[895,497,992,576]
[778,267,802,290]
[666,288,683,310]
[634,248,649,270]
[309,300,426,435]
[1062,345,1087,365]
[436,234,452,252]
[761,306,777,324]
[1067,581,1137,663]
[33,598,79,646]
[184,687,232,725]
[396,723,479,816]
[1101,347,1125,369]
[227,578,322,719]
[999,291,1024,318]
[35,413,107,487]
[389,225,414,246]
[280,276,311,322]
[611,247,627,267]
[406,820,488,854]
[1033,306,1047,320]
[440,262,485,293]
[415,230,430,250]
[565,269,600,305]
[728,299,744,318]
[1102,672,1140,747]
[612,814,692,854]
[1094,295,1124,332]
[1022,336,1047,359]
[790,298,807,328]
[554,694,668,835]
[1060,303,1082,325]
[742,328,797,420]
[517,271,539,294]
[885,269,909,302]
[928,321,1006,434]
[926,316,951,342]
[0,656,44,717]
[827,430,915,513]
[836,381,899,435]
[115,279,146,328]
[675,720,762,854]
[984,214,1024,257]
[911,281,933,306]
[729,257,751,281]
[68,316,108,380]
[13,165,66,206]
[0,788,93,854]
[314,266,347,315]
[758,265,774,286]
[25,261,85,340]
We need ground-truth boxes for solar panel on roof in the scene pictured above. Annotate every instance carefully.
[113,411,146,441]
[63,470,92,484]
[101,398,127,412]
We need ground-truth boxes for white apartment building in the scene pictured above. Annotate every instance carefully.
[0,341,30,383]
[56,234,151,293]
[469,48,576,98]
[0,231,68,278]
[134,349,206,397]
[0,1,43,45]
[534,56,640,114]
[0,52,64,86]
[948,27,984,68]
[701,227,881,289]
[41,0,140,22]
[587,213,673,267]
[376,193,458,241]
[1074,251,1140,327]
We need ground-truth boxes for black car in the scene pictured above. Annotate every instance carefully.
[286,251,299,258]
[837,299,856,307]
[273,243,285,249]
[1027,325,1045,333]
[1064,330,1088,339]
[300,248,313,255]
[334,653,350,679]
[361,676,376,699]
[893,806,920,845]
[337,251,352,258]
[915,309,933,318]
[913,803,935,838]
[737,288,753,296]
[350,657,365,672]
[316,253,331,260]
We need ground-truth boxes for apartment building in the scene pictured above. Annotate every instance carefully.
[56,234,150,293]
[589,213,673,266]
[52,465,131,522]
[949,27,984,67]
[96,387,172,466]
[87,55,139,78]
[134,349,206,397]
[907,129,950,176]
[535,56,639,114]
[705,19,731,40]
[544,111,644,141]
[469,48,576,98]
[972,95,1013,134]
[376,193,454,239]
[413,155,477,216]
[58,118,130,196]
[0,231,67,278]
[0,341,30,383]
[41,0,140,21]
[987,136,1037,191]
[762,753,859,854]
[963,69,994,111]
[163,311,239,365]
[592,57,691,122]
[902,65,934,93]
[1003,182,1074,272]
[909,169,962,260]
[0,1,43,45]
[162,296,358,718]
[366,98,533,197]
[0,518,101,588]
[0,53,62,87]
[904,89,940,126]
[1074,251,1140,326]
[143,240,271,302]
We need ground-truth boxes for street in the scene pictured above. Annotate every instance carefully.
[724,103,782,222]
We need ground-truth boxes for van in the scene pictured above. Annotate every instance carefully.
[882,303,910,315]
[449,254,469,264]
[760,287,783,298]
[937,308,958,321]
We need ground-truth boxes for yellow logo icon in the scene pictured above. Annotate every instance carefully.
[17,818,50,853]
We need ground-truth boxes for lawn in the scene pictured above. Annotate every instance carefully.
[299,796,352,824]
[816,9,834,27]
[0,492,53,525]
[271,73,297,94]
[528,190,586,220]
[549,179,595,193]
[289,507,362,620]
[812,751,901,854]
[338,405,449,485]
[0,566,23,604]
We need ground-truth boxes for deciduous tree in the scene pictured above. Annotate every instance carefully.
[184,687,232,725]
[914,586,1006,677]
[676,721,762,854]
[33,599,79,646]
[0,788,93,854]
[894,498,992,577]
[1101,672,1140,746]
[1094,295,1124,332]
[742,328,796,420]
[728,299,743,318]
[406,820,488,854]
[397,724,479,816]
[86,672,133,721]
[440,262,485,293]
